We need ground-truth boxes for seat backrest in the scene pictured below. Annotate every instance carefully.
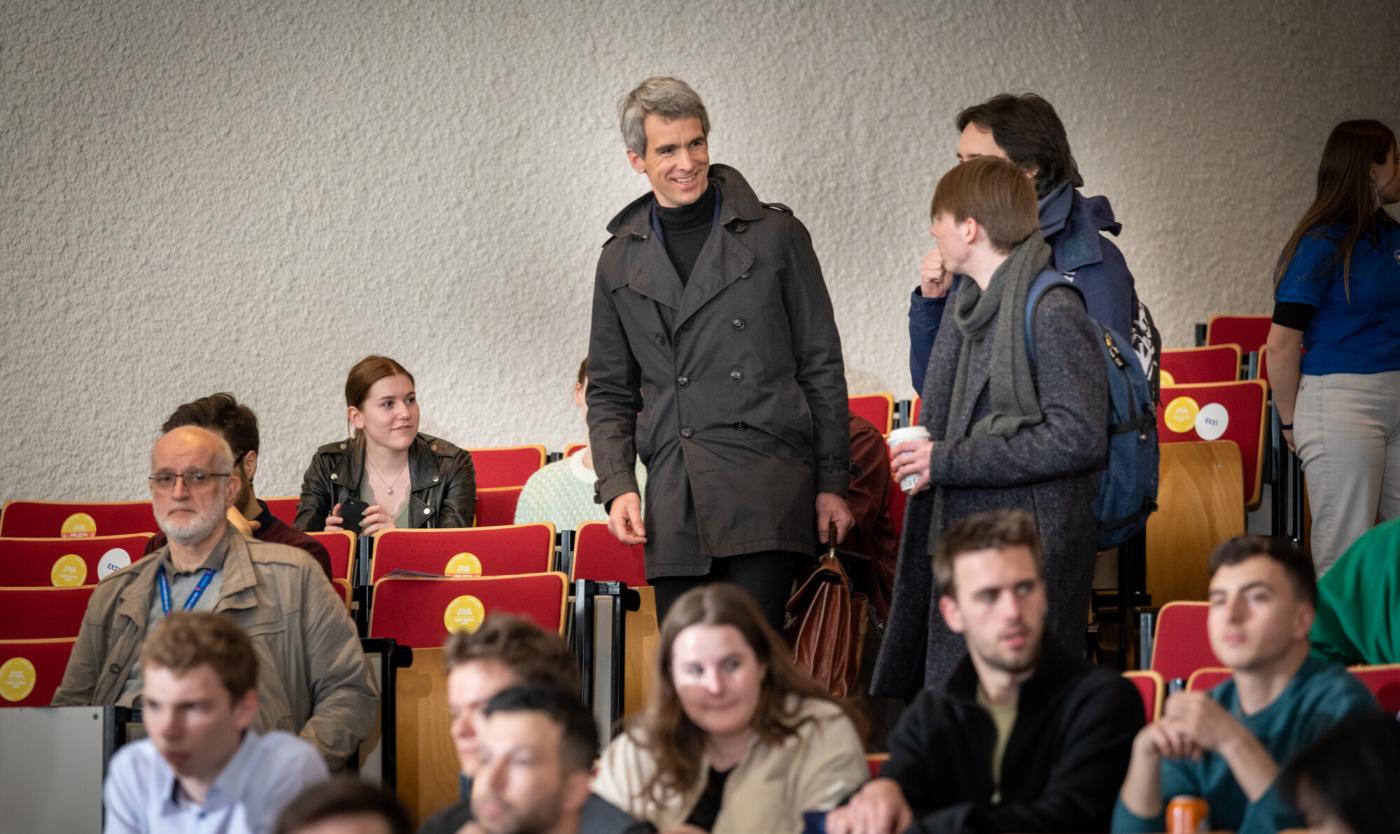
[1145,440,1245,605]
[1157,379,1268,508]
[1151,601,1222,683]
[571,521,646,587]
[0,534,152,587]
[1349,664,1400,713]
[467,446,548,489]
[562,443,586,458]
[849,393,895,435]
[1123,670,1165,723]
[370,525,555,583]
[332,578,352,608]
[262,496,300,526]
[1160,345,1241,385]
[368,573,569,648]
[1186,666,1232,693]
[0,586,97,640]
[475,487,523,527]
[1205,315,1272,356]
[0,500,159,538]
[307,530,356,582]
[866,753,889,779]
[0,638,77,706]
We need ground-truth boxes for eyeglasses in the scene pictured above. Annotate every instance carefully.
[148,470,232,492]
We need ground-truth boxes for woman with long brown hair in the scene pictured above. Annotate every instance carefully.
[295,355,475,535]
[592,583,867,834]
[1266,120,1400,573]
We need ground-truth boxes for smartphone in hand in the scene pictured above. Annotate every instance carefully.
[338,499,370,534]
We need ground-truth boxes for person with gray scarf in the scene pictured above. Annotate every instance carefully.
[873,158,1108,698]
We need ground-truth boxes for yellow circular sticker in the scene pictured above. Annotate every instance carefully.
[1160,369,1176,386]
[444,595,486,634]
[60,513,97,538]
[1163,396,1201,434]
[444,553,483,576]
[0,657,37,702]
[51,555,88,587]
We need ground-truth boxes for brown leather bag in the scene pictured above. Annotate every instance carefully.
[784,527,869,698]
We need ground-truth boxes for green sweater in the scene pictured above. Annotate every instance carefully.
[1111,656,1377,834]
[1311,517,1400,666]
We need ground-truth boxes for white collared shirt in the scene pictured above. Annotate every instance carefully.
[103,729,328,834]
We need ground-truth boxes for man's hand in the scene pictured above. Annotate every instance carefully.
[1133,718,1200,763]
[824,778,913,834]
[918,245,950,299]
[607,492,647,545]
[816,493,854,545]
[226,507,261,540]
[889,437,934,494]
[1162,691,1244,755]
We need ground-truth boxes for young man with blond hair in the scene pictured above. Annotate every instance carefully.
[875,156,1109,695]
[103,612,328,834]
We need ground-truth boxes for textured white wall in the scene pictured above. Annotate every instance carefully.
[3,0,1398,504]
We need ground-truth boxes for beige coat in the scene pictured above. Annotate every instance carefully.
[592,696,867,834]
[53,525,378,767]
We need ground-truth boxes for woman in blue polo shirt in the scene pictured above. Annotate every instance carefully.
[1266,119,1400,574]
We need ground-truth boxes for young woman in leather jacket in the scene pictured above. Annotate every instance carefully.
[294,355,475,534]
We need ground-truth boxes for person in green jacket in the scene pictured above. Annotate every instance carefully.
[1114,536,1378,834]
[1310,516,1400,666]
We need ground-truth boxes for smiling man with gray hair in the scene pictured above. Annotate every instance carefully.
[586,76,853,631]
[54,425,377,769]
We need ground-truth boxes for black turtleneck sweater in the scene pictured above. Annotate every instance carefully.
[655,184,717,286]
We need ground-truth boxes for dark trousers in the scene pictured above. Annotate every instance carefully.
[651,550,802,633]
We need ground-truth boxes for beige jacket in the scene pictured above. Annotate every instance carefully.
[592,696,868,834]
[53,524,378,767]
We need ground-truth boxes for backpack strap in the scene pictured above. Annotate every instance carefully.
[1024,268,1084,366]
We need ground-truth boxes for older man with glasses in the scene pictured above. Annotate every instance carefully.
[53,425,378,769]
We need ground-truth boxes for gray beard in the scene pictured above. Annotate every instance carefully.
[162,510,225,546]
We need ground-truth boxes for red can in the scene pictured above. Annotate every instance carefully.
[1166,795,1209,833]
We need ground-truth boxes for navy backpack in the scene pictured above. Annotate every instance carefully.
[1025,270,1159,549]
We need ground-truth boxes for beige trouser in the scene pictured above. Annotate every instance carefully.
[1294,370,1400,574]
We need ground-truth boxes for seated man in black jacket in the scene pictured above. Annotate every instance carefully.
[827,509,1143,834]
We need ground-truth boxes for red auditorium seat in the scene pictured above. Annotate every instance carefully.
[1124,670,1165,723]
[306,530,356,583]
[475,487,522,527]
[1186,667,1232,693]
[1157,379,1268,508]
[1205,314,1272,357]
[849,393,895,435]
[370,524,554,583]
[1160,345,1241,385]
[0,586,97,640]
[0,500,159,538]
[571,521,647,587]
[1349,664,1400,713]
[0,638,77,707]
[1150,601,1221,684]
[467,446,548,489]
[0,534,151,587]
[368,573,568,648]
[262,496,300,526]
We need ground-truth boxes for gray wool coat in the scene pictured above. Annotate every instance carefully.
[871,281,1107,698]
[586,164,849,579]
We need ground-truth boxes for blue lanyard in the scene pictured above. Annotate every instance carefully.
[157,566,217,616]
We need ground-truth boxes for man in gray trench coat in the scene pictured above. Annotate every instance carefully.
[586,77,853,629]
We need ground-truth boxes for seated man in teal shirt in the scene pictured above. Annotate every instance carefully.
[1114,536,1377,834]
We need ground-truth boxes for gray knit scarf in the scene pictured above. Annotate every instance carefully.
[947,234,1053,439]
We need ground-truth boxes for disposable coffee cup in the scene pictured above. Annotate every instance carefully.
[886,426,932,493]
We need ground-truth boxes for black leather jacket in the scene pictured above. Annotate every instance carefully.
[294,433,476,531]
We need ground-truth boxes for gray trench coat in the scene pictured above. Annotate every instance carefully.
[586,165,849,578]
